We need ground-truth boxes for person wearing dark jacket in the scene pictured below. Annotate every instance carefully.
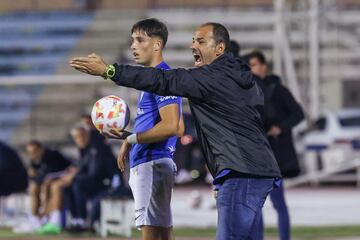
[70,22,281,240]
[0,141,27,196]
[65,123,117,232]
[25,140,70,230]
[249,50,304,240]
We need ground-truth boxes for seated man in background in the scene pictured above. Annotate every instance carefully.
[80,114,105,145]
[65,123,118,232]
[0,141,28,196]
[25,140,71,231]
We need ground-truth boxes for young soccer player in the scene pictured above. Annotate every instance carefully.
[104,18,184,240]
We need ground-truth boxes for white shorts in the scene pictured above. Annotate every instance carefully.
[129,158,177,228]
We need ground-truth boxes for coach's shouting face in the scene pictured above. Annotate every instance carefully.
[191,23,226,67]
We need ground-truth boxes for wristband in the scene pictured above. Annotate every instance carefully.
[127,133,138,144]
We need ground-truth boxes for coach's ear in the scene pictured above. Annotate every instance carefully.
[215,42,226,56]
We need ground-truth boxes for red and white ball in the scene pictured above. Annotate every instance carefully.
[91,95,130,134]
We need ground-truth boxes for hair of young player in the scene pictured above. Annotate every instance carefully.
[131,18,168,48]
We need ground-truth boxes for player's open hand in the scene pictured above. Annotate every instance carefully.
[69,53,107,76]
[118,140,131,172]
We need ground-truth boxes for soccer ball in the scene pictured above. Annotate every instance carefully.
[91,95,130,134]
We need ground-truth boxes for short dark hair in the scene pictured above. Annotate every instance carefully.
[201,22,230,51]
[248,50,267,64]
[131,18,168,48]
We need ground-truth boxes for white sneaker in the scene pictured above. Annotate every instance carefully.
[13,222,39,233]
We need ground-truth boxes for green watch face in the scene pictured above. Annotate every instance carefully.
[108,69,115,76]
[107,65,115,78]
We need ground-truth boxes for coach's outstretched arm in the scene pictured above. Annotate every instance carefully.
[112,64,209,100]
[69,53,210,100]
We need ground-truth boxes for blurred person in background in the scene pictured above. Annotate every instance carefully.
[20,140,70,232]
[80,113,106,144]
[0,141,28,197]
[249,50,304,240]
[174,112,206,184]
[64,123,118,233]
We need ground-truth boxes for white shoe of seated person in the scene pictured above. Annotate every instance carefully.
[13,215,41,233]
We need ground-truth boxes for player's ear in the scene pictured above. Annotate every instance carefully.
[154,38,162,52]
[215,42,225,56]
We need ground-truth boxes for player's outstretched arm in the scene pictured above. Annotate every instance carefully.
[110,64,210,100]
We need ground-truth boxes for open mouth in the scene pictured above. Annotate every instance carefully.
[193,52,203,66]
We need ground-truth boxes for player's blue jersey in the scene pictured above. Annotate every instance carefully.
[129,61,182,168]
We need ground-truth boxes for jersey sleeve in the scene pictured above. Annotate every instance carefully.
[155,94,182,110]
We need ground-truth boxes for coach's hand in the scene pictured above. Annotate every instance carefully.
[69,53,107,76]
[118,140,131,172]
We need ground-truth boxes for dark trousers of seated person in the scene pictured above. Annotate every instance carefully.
[65,178,107,221]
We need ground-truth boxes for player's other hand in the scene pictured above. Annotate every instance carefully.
[69,53,107,76]
[100,129,132,140]
[267,125,282,137]
[118,140,131,172]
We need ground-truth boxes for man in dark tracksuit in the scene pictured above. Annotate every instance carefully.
[66,124,117,231]
[70,22,281,240]
[249,50,304,240]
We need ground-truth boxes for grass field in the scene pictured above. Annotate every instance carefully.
[1,226,360,239]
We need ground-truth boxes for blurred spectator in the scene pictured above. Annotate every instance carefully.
[174,113,206,184]
[249,50,304,240]
[80,113,106,145]
[65,123,119,232]
[25,140,70,232]
[0,141,27,196]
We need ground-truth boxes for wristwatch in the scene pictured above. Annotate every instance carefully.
[102,64,116,80]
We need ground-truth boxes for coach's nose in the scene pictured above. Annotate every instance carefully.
[190,41,195,49]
